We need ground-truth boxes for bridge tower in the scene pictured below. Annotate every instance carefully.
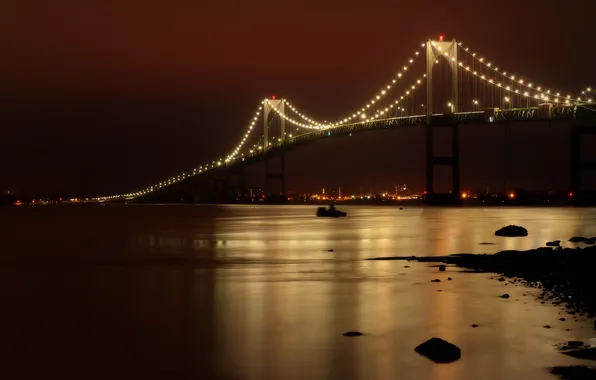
[424,37,461,204]
[263,97,286,150]
[262,97,287,202]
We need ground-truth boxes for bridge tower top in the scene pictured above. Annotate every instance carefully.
[263,97,286,150]
[426,37,459,124]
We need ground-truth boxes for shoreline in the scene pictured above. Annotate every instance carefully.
[369,244,596,321]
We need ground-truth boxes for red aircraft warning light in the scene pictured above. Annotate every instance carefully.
[271,95,276,99]
[438,35,444,41]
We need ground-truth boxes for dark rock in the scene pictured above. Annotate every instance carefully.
[431,279,441,283]
[448,277,452,281]
[544,325,552,329]
[342,331,363,337]
[399,207,403,210]
[558,345,596,360]
[547,240,561,247]
[549,365,596,379]
[568,341,585,347]
[565,329,572,332]
[479,242,495,245]
[471,324,479,328]
[586,239,595,245]
[414,337,461,363]
[560,318,566,321]
[327,249,334,252]
[569,236,589,242]
[438,265,447,271]
[495,225,528,237]
[498,277,506,282]
[403,265,411,268]
[500,294,510,299]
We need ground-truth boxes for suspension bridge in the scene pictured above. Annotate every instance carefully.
[95,36,596,204]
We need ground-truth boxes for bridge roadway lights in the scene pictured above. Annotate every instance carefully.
[424,117,461,206]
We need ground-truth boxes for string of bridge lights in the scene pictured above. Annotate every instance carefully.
[365,75,427,122]
[442,40,586,104]
[266,73,428,129]
[225,103,263,161]
[277,42,427,129]
[94,103,267,201]
[97,69,432,201]
[265,99,326,129]
[328,43,426,127]
[95,37,592,202]
[284,100,326,128]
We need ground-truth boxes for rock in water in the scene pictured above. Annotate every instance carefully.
[495,225,528,237]
[342,331,363,337]
[546,240,561,247]
[569,236,589,242]
[500,294,510,299]
[414,337,461,363]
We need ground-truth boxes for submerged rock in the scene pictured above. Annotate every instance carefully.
[500,294,510,299]
[557,343,596,360]
[569,237,589,242]
[549,365,596,379]
[414,337,461,363]
[431,279,441,283]
[546,240,561,247]
[342,331,363,337]
[495,225,528,237]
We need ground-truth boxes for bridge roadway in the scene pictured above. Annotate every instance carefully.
[128,104,595,202]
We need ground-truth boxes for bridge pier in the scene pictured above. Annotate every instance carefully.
[570,120,596,205]
[424,118,461,205]
[264,152,286,203]
[223,167,245,202]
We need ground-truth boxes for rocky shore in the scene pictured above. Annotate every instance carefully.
[369,241,596,378]
[369,243,596,321]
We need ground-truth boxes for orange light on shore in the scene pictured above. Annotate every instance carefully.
[461,192,468,199]
[508,192,515,199]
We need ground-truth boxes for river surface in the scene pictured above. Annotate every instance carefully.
[1,205,595,379]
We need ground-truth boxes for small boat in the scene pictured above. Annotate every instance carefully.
[316,206,347,218]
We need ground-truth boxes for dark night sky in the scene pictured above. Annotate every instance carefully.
[2,0,596,196]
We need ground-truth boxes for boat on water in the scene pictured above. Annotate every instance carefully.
[316,205,347,218]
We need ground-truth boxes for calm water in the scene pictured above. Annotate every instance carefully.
[1,205,595,379]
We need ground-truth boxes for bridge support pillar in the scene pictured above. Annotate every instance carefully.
[424,121,460,205]
[223,167,245,202]
[265,152,286,203]
[570,123,596,205]
[263,98,286,150]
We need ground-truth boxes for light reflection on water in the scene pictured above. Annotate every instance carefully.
[0,205,595,379]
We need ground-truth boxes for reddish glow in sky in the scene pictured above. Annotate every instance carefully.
[1,0,595,194]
